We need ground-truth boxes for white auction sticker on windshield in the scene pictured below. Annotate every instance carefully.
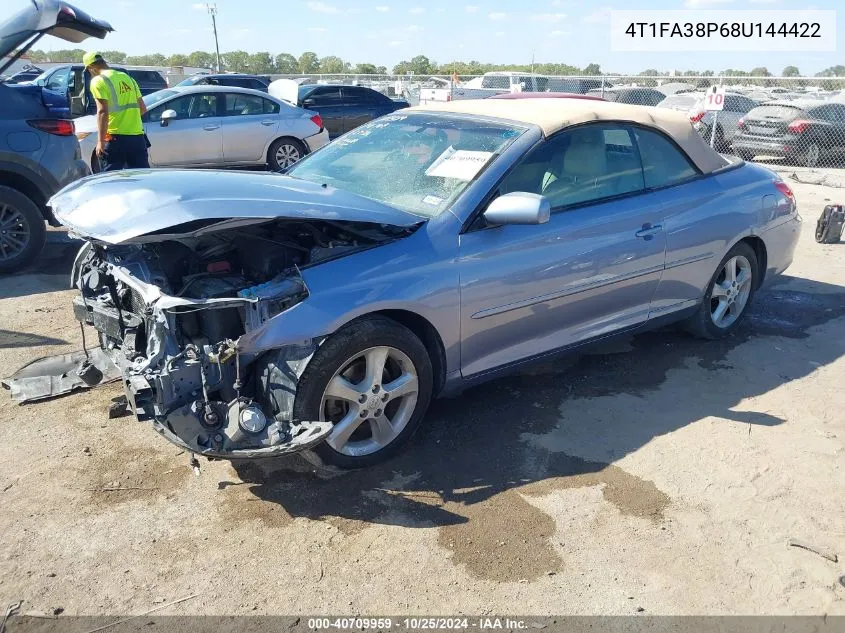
[425,147,494,181]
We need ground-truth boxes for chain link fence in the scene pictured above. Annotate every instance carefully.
[264,72,845,173]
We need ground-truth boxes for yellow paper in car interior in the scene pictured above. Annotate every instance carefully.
[425,147,494,181]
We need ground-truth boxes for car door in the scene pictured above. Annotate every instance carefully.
[457,123,667,377]
[812,104,845,155]
[144,92,223,166]
[634,126,724,314]
[341,87,378,133]
[220,92,280,164]
[41,67,71,116]
[300,87,344,139]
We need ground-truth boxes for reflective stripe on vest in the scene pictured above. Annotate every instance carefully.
[98,74,139,113]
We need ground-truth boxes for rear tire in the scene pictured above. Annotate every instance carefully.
[268,137,306,172]
[293,316,433,469]
[684,242,759,340]
[0,185,46,274]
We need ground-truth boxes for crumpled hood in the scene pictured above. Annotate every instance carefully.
[49,169,425,244]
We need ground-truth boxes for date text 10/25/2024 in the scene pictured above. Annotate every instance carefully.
[307,618,530,630]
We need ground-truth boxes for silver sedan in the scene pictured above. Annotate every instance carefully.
[76,85,329,172]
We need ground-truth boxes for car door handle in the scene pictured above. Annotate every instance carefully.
[260,120,275,126]
[635,224,663,238]
[203,123,220,131]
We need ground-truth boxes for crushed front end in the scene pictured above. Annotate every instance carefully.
[69,218,391,459]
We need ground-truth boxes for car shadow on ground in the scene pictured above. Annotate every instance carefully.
[0,231,80,300]
[230,275,845,530]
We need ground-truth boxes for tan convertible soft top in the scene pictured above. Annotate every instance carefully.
[410,98,729,174]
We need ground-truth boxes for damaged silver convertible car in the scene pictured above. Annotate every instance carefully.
[51,99,801,468]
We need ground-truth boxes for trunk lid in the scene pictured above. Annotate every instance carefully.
[49,169,425,244]
[0,1,113,75]
[743,103,807,138]
[268,78,300,106]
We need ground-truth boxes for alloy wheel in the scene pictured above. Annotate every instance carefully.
[710,255,753,329]
[320,346,419,457]
[0,203,31,263]
[275,144,301,169]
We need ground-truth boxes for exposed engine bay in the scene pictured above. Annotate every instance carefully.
[71,218,410,459]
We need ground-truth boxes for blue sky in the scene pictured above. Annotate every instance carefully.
[26,0,843,74]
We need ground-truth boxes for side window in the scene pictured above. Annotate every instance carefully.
[263,98,280,114]
[342,87,371,103]
[250,79,268,91]
[148,94,218,122]
[46,69,68,91]
[224,93,266,116]
[499,125,645,209]
[724,95,752,113]
[307,87,342,105]
[633,127,698,189]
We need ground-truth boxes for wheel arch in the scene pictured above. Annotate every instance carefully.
[266,135,308,162]
[372,309,447,396]
[0,166,49,218]
[737,235,768,288]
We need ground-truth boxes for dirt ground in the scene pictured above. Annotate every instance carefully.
[1,165,844,618]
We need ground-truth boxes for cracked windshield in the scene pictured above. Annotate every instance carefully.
[287,113,525,217]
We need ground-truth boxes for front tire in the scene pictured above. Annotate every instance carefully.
[0,186,46,274]
[293,316,433,469]
[268,137,306,172]
[684,242,759,340]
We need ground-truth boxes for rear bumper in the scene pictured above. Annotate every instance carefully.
[732,138,800,158]
[304,128,330,153]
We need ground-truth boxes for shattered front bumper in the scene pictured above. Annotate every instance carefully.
[71,251,332,460]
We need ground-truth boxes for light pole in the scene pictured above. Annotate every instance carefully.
[206,3,221,72]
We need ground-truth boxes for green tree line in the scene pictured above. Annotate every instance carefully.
[22,49,845,83]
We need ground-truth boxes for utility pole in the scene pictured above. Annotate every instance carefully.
[206,3,221,72]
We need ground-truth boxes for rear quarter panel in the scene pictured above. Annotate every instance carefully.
[649,162,796,314]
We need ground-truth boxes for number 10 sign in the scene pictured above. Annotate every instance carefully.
[704,85,726,111]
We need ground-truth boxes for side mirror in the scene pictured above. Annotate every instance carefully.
[301,98,315,108]
[160,109,177,127]
[484,192,551,226]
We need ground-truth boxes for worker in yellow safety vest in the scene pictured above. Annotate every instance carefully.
[83,52,150,171]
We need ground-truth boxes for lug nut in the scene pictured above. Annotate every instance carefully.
[372,385,380,394]
[382,393,389,402]
[375,409,383,417]
[360,410,368,418]
[358,394,367,404]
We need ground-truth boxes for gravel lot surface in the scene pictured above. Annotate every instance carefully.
[1,166,843,619]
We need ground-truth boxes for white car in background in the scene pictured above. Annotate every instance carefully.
[76,85,329,172]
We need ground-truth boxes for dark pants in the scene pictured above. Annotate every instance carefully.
[99,134,150,172]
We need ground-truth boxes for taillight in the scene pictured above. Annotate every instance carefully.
[774,180,795,202]
[689,111,705,123]
[788,119,810,134]
[736,117,746,130]
[310,114,323,131]
[27,119,75,136]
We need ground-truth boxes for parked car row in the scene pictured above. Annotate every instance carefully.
[76,85,329,172]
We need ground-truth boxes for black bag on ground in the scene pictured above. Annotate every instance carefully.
[815,204,845,244]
